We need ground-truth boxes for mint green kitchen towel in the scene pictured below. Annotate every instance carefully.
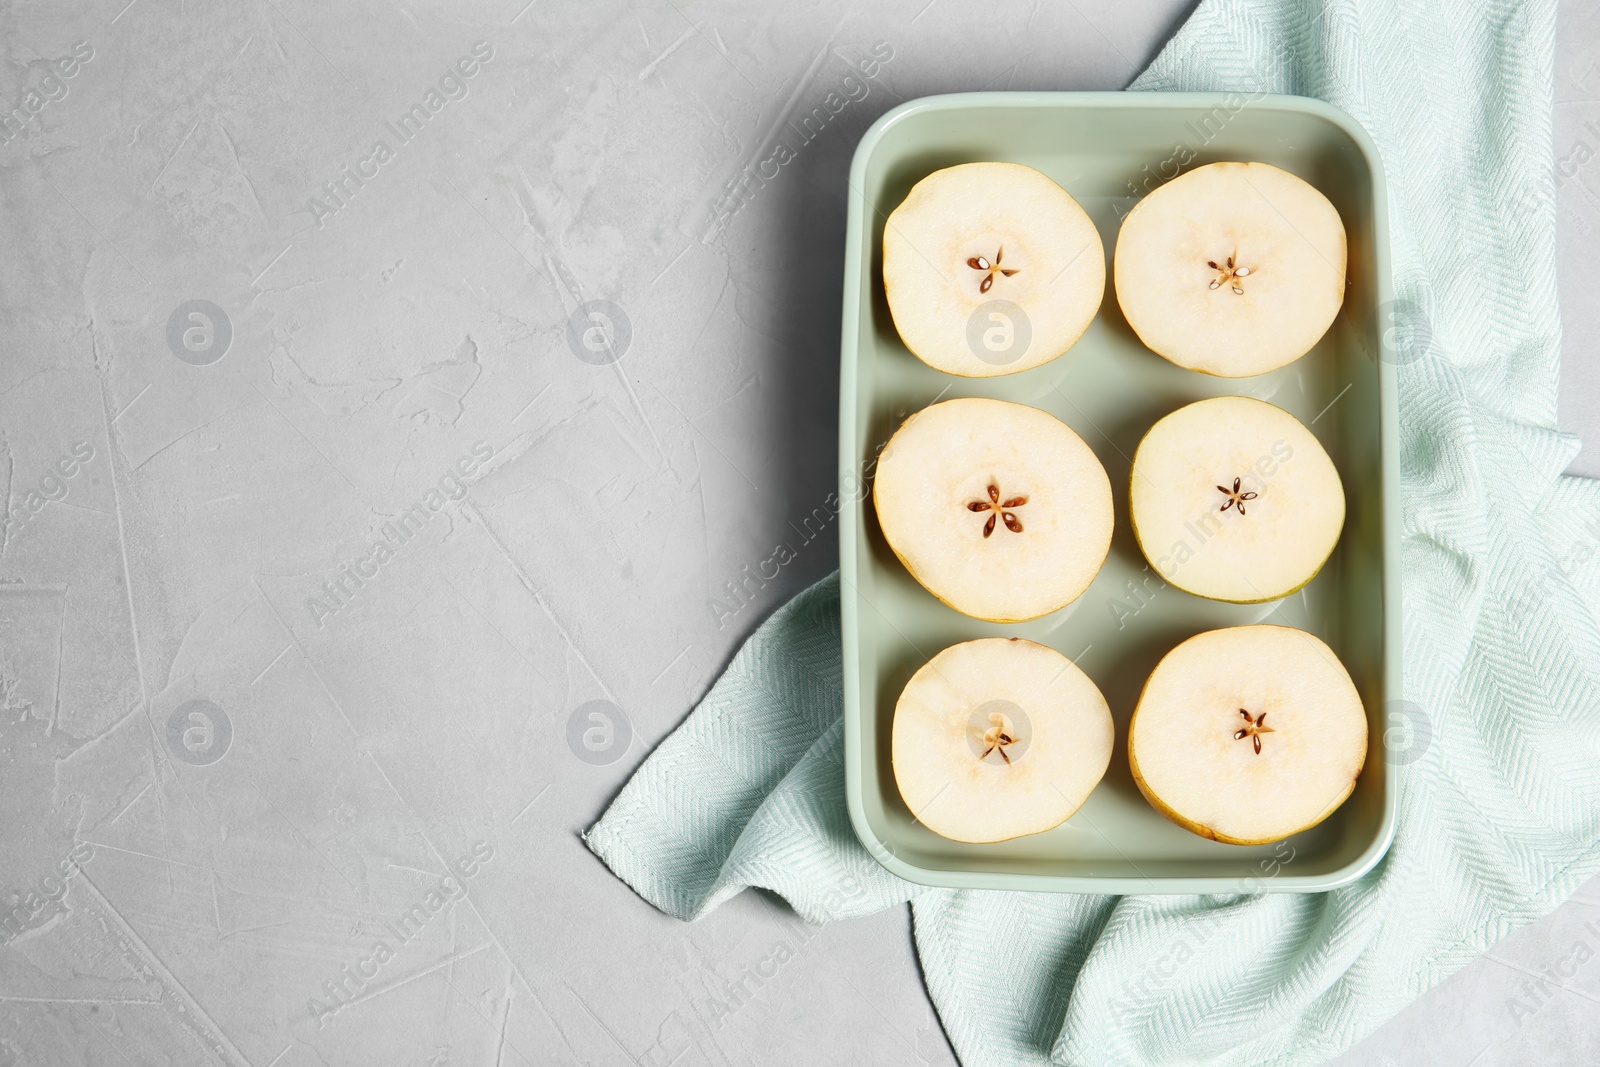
[585,0,1600,1062]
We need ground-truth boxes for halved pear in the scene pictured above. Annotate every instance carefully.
[883,162,1105,377]
[1128,624,1367,845]
[1113,161,1346,376]
[1129,396,1343,603]
[893,637,1113,843]
[873,397,1113,622]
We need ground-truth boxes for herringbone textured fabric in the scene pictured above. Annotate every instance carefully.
[585,0,1600,1062]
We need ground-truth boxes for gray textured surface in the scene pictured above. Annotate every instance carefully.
[0,1,1595,1065]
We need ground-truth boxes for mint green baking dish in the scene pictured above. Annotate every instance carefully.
[838,92,1398,894]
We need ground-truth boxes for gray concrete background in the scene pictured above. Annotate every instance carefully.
[0,1,1596,1064]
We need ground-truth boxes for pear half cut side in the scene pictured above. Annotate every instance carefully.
[893,637,1114,844]
[1113,161,1347,377]
[1129,395,1344,604]
[1128,624,1367,845]
[883,162,1105,377]
[873,397,1113,622]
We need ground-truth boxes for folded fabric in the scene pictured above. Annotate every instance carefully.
[587,0,1600,1062]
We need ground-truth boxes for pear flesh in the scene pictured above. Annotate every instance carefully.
[893,638,1114,844]
[1113,161,1347,377]
[874,397,1113,622]
[1129,396,1344,603]
[883,162,1105,377]
[1129,624,1367,845]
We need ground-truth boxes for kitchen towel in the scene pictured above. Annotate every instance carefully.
[585,0,1600,1062]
